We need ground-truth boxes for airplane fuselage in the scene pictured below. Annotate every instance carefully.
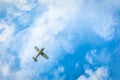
[33,47,45,62]
[33,46,49,62]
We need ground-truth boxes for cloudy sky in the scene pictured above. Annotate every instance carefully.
[0,0,120,80]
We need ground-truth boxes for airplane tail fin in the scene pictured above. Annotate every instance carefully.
[33,57,38,62]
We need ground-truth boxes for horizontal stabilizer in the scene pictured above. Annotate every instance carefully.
[33,57,38,62]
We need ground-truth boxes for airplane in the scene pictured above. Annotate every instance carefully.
[33,46,49,62]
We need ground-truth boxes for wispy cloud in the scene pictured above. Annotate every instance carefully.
[52,66,65,80]
[85,49,110,65]
[76,48,110,80]
[77,67,108,80]
[0,21,15,43]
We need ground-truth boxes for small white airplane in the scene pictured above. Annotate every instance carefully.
[33,46,49,62]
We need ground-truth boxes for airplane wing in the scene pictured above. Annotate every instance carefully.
[41,52,49,59]
[34,46,40,52]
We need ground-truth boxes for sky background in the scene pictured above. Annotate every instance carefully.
[0,0,120,80]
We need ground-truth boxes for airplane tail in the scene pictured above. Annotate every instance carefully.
[33,57,38,62]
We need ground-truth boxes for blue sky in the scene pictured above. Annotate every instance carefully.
[0,0,120,80]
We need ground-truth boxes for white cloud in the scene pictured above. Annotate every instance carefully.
[92,15,115,41]
[53,66,65,80]
[69,0,117,41]
[0,21,15,43]
[60,39,74,54]
[85,50,97,65]
[13,0,36,11]
[39,0,83,20]
[0,0,13,4]
[85,49,110,65]
[83,49,111,80]
[77,67,108,80]
[0,64,10,77]
[0,60,15,80]
[14,68,35,80]
[0,0,36,11]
